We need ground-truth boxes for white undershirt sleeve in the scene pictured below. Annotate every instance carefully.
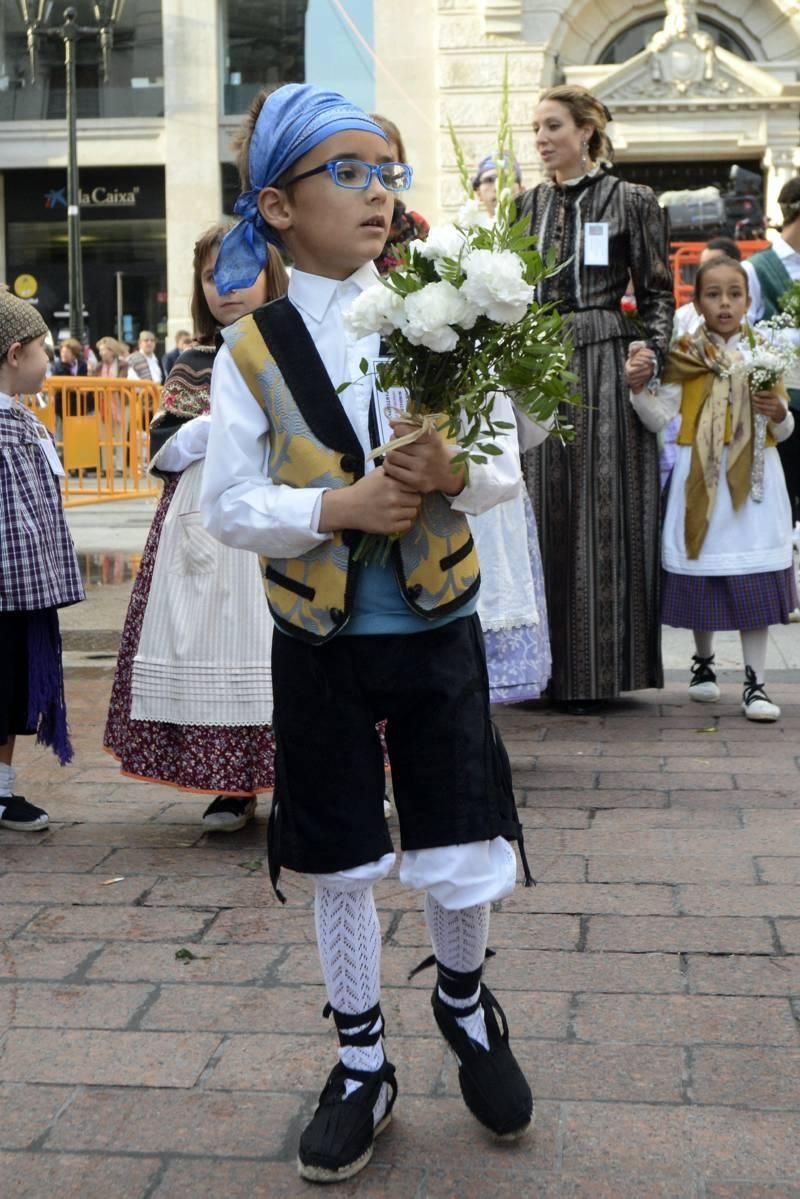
[629,381,682,434]
[200,345,331,558]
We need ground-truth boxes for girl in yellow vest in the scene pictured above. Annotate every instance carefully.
[627,257,797,722]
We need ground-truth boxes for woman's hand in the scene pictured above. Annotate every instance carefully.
[752,390,788,423]
[625,343,656,394]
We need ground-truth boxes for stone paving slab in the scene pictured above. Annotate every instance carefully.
[0,670,799,1198]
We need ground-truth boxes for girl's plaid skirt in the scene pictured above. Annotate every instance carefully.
[662,567,799,631]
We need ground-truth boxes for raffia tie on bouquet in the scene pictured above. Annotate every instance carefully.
[366,408,448,463]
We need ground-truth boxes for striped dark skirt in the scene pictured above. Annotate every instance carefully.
[662,567,799,631]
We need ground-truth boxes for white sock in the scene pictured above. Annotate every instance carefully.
[740,627,769,684]
[0,763,15,815]
[314,882,388,1118]
[425,894,490,1051]
[693,631,714,659]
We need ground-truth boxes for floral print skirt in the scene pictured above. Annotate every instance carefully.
[103,476,275,795]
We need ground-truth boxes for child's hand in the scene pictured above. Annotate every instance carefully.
[752,390,788,423]
[383,421,466,496]
[319,466,421,535]
[625,343,656,394]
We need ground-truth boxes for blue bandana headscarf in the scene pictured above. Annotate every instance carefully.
[471,153,522,190]
[215,83,388,295]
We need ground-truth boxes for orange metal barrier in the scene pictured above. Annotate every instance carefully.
[21,378,162,506]
[669,239,770,307]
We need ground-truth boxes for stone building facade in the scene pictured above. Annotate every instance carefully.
[374,0,800,225]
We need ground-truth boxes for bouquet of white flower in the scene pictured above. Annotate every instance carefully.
[741,323,798,502]
[343,83,576,559]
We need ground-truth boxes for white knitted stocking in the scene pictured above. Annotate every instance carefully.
[314,882,386,1110]
[425,893,490,1050]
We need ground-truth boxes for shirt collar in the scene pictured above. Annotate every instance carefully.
[289,261,379,325]
[773,235,800,263]
[707,329,743,350]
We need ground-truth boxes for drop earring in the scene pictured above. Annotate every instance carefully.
[580,141,589,172]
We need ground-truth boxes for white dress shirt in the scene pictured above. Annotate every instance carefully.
[128,352,163,384]
[201,262,522,558]
[743,235,800,321]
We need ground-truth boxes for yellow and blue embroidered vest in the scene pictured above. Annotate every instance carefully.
[222,298,480,644]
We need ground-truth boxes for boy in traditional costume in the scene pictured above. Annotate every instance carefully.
[201,84,533,1182]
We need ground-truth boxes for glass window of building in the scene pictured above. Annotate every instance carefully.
[223,0,307,115]
[0,1,164,121]
[598,17,753,65]
[5,167,167,350]
[221,1,375,118]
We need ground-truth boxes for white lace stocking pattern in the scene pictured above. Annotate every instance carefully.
[314,882,385,1093]
[425,894,490,1050]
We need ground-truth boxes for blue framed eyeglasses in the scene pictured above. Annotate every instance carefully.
[284,158,413,193]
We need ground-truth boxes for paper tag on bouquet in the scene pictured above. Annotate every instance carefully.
[35,423,65,476]
[370,357,411,455]
[584,222,609,266]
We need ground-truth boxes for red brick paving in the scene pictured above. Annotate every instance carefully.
[0,671,799,1197]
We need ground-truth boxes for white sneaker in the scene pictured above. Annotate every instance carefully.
[788,608,800,624]
[202,795,257,831]
[688,654,720,703]
[742,668,780,723]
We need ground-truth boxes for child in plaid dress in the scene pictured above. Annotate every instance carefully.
[627,257,797,722]
[0,289,84,830]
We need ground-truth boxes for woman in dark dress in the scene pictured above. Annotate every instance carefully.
[518,85,675,711]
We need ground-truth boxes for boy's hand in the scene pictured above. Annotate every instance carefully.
[752,390,788,423]
[384,421,466,496]
[319,466,422,535]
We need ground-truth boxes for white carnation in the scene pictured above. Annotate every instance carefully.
[403,281,478,353]
[344,283,407,339]
[461,248,534,325]
[414,223,466,264]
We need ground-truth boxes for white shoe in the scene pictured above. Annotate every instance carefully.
[788,608,800,624]
[742,668,780,722]
[383,796,393,819]
[202,795,257,831]
[688,654,720,703]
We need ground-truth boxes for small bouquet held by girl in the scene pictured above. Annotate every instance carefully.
[344,93,576,560]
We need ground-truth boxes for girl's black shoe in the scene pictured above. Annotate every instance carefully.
[0,795,49,831]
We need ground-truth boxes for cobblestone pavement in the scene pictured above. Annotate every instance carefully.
[1,668,799,1198]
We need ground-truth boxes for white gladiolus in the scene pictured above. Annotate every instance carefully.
[404,281,479,353]
[461,248,534,325]
[344,282,407,339]
[456,198,492,229]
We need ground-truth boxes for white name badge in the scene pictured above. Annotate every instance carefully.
[584,222,609,267]
[370,357,410,450]
[36,424,65,476]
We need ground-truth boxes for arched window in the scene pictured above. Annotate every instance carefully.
[598,16,753,65]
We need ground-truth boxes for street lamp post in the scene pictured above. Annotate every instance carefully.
[17,2,126,344]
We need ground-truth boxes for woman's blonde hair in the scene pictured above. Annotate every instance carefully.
[537,85,614,165]
[97,336,124,358]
